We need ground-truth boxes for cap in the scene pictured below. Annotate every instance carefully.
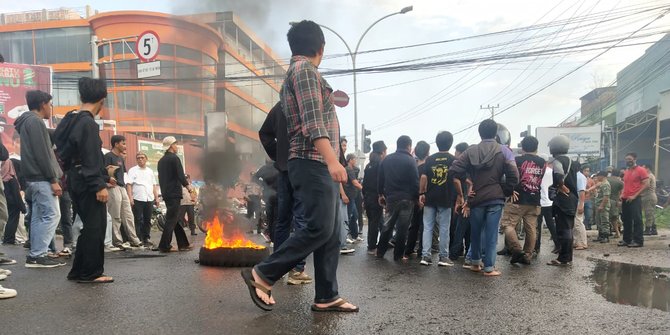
[162,136,177,150]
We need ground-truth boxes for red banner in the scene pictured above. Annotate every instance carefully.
[0,62,52,152]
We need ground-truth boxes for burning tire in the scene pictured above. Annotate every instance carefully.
[198,247,270,267]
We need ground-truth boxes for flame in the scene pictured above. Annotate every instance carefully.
[203,213,265,250]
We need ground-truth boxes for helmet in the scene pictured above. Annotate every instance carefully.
[548,135,570,155]
[495,123,511,147]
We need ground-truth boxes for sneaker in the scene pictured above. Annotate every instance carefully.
[346,238,355,244]
[0,269,11,276]
[367,248,377,255]
[58,247,72,256]
[463,259,472,269]
[287,270,313,285]
[438,257,454,267]
[0,274,6,281]
[142,240,155,248]
[340,247,355,255]
[355,237,364,242]
[627,242,643,248]
[0,285,17,299]
[0,257,17,265]
[121,242,132,249]
[104,246,122,252]
[25,256,65,268]
[420,256,432,266]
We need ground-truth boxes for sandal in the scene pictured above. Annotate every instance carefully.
[240,268,273,311]
[574,246,587,250]
[311,299,359,313]
[77,276,114,284]
[469,264,482,272]
[547,259,571,266]
[483,270,502,277]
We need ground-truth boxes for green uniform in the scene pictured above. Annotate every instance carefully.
[594,179,611,237]
[641,173,657,231]
[607,176,623,222]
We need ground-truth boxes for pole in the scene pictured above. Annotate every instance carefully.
[654,109,661,176]
[480,104,500,120]
[91,35,99,79]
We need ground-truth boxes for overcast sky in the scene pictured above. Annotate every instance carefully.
[3,0,669,154]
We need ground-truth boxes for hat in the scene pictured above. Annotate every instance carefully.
[606,166,614,172]
[372,140,387,154]
[162,136,177,150]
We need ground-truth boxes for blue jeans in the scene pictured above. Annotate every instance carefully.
[274,171,307,272]
[347,200,359,238]
[422,206,451,258]
[339,199,348,248]
[27,181,61,258]
[583,199,593,229]
[469,204,503,272]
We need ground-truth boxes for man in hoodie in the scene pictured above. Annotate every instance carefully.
[452,120,518,276]
[14,90,64,268]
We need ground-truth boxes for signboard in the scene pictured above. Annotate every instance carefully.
[137,139,186,180]
[135,30,160,62]
[137,61,161,79]
[536,125,601,156]
[333,90,350,108]
[0,62,52,150]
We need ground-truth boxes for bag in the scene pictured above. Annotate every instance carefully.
[53,110,84,172]
[548,158,572,201]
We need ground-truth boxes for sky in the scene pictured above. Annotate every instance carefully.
[3,0,669,154]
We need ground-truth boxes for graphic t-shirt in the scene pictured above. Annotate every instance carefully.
[103,151,126,187]
[422,152,456,208]
[514,154,546,206]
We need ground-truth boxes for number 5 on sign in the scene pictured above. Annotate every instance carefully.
[136,31,160,62]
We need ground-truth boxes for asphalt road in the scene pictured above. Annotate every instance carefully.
[1,231,668,335]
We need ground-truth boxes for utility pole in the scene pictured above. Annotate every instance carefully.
[480,104,500,120]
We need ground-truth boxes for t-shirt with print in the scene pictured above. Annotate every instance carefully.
[514,154,546,206]
[422,152,456,208]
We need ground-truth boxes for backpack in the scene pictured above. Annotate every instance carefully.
[53,110,85,172]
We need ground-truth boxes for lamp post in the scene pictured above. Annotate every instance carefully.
[290,5,413,156]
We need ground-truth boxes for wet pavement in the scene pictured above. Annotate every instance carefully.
[1,230,669,335]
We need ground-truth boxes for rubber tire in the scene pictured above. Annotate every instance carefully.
[198,247,270,267]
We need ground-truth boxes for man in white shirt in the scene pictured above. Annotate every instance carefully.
[574,170,588,249]
[536,159,559,254]
[126,152,159,247]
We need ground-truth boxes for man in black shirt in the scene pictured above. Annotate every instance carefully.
[501,136,545,265]
[56,77,112,283]
[377,136,419,260]
[362,141,386,253]
[419,131,456,266]
[344,154,362,241]
[104,135,142,249]
[156,136,192,253]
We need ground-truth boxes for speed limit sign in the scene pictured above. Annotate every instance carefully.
[136,30,160,62]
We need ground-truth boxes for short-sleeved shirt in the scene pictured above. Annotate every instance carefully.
[127,166,157,202]
[641,173,656,198]
[514,154,546,206]
[594,179,611,209]
[607,177,624,202]
[622,165,649,199]
[344,165,359,199]
[422,152,456,208]
[104,151,126,187]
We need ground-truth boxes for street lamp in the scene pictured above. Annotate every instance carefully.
[289,5,413,157]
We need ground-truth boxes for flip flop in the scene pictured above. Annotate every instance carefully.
[483,270,502,277]
[311,299,359,313]
[240,269,273,311]
[547,259,571,266]
[77,276,114,284]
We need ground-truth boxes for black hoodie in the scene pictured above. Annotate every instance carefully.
[13,111,62,183]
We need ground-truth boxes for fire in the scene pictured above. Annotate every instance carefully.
[203,213,265,250]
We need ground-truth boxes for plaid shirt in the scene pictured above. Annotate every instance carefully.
[281,56,340,164]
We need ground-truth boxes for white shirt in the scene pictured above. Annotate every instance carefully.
[540,166,553,207]
[577,172,587,193]
[127,165,157,202]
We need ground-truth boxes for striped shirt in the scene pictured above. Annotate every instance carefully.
[281,55,340,164]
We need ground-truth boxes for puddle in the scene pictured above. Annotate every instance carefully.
[591,260,670,312]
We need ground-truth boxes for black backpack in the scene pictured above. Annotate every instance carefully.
[53,110,85,172]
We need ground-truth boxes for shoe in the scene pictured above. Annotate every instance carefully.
[287,270,313,285]
[388,240,396,248]
[438,257,454,267]
[178,244,194,251]
[599,237,609,243]
[121,242,132,249]
[355,237,364,242]
[420,256,432,266]
[23,241,30,249]
[0,258,17,265]
[142,240,155,248]
[0,285,17,299]
[617,241,629,247]
[340,247,355,255]
[510,252,525,265]
[497,249,510,256]
[58,247,72,256]
[367,248,377,255]
[260,232,271,242]
[627,242,643,248]
[191,230,198,236]
[25,256,65,268]
[649,228,658,236]
[0,274,6,281]
[346,238,355,244]
[104,246,122,252]
[0,269,11,276]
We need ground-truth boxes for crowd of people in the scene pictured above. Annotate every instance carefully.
[0,78,196,299]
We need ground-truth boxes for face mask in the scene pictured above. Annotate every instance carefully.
[626,160,634,167]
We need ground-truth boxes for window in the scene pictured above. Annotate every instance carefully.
[176,46,203,63]
[52,72,90,107]
[145,91,176,129]
[34,27,91,64]
[0,31,34,64]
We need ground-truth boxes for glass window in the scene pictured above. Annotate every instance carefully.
[145,91,176,129]
[159,43,175,57]
[0,31,34,64]
[34,27,91,64]
[52,72,90,107]
[177,93,203,131]
[176,46,203,63]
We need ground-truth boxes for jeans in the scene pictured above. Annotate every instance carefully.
[255,159,341,303]
[450,212,470,260]
[583,199,593,229]
[365,200,383,251]
[377,200,414,260]
[338,199,348,249]
[622,197,644,245]
[27,181,61,258]
[346,200,359,238]
[68,189,107,281]
[132,200,153,241]
[422,206,451,258]
[469,204,503,273]
[405,204,423,256]
[554,206,575,263]
[59,190,73,246]
[274,171,307,272]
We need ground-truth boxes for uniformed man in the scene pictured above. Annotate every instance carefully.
[607,170,624,238]
[641,165,657,235]
[592,171,611,243]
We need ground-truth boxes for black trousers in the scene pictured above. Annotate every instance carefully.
[536,206,558,251]
[553,207,574,263]
[158,198,189,250]
[3,179,24,244]
[246,195,262,231]
[133,200,153,241]
[68,190,106,281]
[365,200,383,251]
[377,200,414,260]
[255,159,341,303]
[622,197,644,245]
[405,204,423,256]
[59,191,73,246]
[179,204,196,232]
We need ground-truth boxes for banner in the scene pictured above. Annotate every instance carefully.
[137,139,186,180]
[0,62,52,151]
[536,125,602,156]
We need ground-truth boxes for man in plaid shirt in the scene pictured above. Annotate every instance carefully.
[242,20,358,313]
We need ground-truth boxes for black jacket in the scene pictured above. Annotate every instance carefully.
[378,150,419,204]
[258,102,289,172]
[158,151,188,200]
[362,160,380,204]
[14,111,62,183]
